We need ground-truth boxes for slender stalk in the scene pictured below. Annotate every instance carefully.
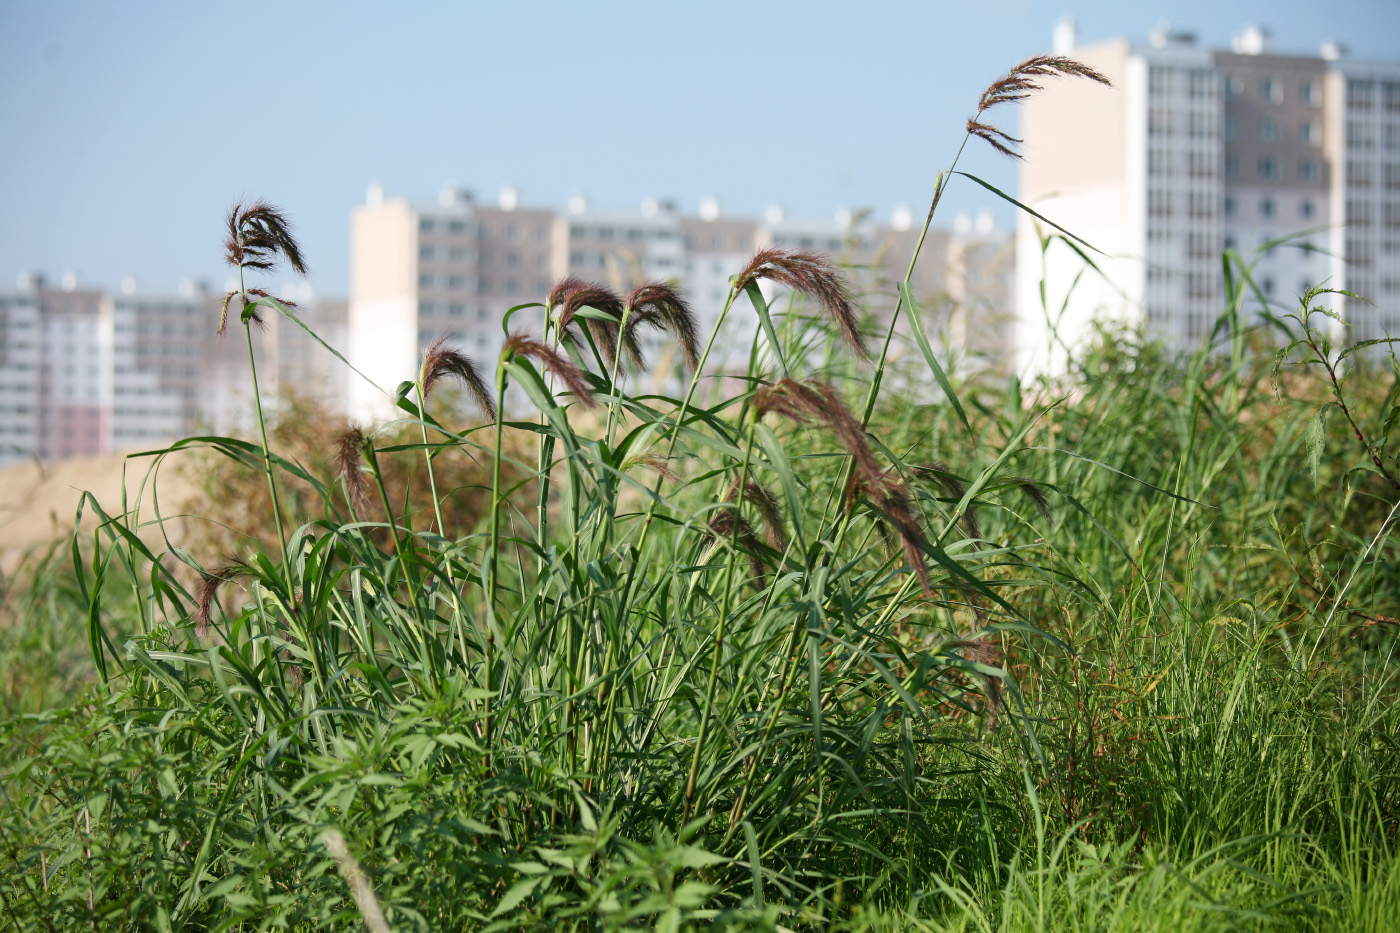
[242,315,295,588]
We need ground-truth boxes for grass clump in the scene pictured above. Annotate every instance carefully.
[0,55,1397,931]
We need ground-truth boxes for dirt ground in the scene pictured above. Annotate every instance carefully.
[0,452,202,569]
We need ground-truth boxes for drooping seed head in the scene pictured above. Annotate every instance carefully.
[224,200,308,275]
[725,478,786,551]
[334,425,372,514]
[621,453,679,482]
[734,247,868,360]
[624,282,701,372]
[913,462,980,541]
[853,470,932,593]
[970,55,1112,160]
[753,378,882,485]
[705,507,767,584]
[503,332,597,408]
[555,281,627,370]
[419,336,497,419]
[193,557,254,638]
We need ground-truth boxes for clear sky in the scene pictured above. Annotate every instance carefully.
[2,0,1398,298]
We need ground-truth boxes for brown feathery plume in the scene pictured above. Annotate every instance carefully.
[503,332,597,408]
[624,282,701,372]
[193,558,255,638]
[912,463,981,541]
[753,378,883,484]
[547,275,588,310]
[217,291,238,336]
[1005,475,1054,523]
[705,507,767,584]
[726,478,786,551]
[216,291,266,336]
[621,453,679,482]
[419,336,497,419]
[334,425,372,514]
[224,200,309,275]
[556,282,627,370]
[852,470,932,592]
[734,247,869,360]
[246,287,296,308]
[969,54,1111,160]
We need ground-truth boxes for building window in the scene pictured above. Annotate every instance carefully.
[419,219,435,233]
[1149,67,1170,96]
[1261,77,1281,103]
[505,279,519,295]
[1386,124,1400,150]
[1386,163,1400,189]
[448,220,467,234]
[1262,277,1275,296]
[1261,197,1276,218]
[1385,82,1400,112]
[1223,196,1236,217]
[506,252,521,267]
[1226,75,1243,98]
[419,246,435,260]
[1348,79,1376,110]
[1302,120,1319,145]
[1188,69,1212,98]
[1301,199,1316,220]
[1224,115,1237,140]
[1300,159,1318,181]
[1224,154,1239,177]
[1259,156,1277,180]
[1301,80,1319,106]
[1347,200,1374,226]
[1189,112,1214,138]
[1349,121,1376,148]
[1261,117,1279,142]
[1150,109,1173,137]
[418,274,433,288]
[1348,161,1375,186]
[1148,149,1171,175]
[1384,202,1400,229]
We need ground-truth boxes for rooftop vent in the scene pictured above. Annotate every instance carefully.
[1231,24,1272,55]
[699,196,720,221]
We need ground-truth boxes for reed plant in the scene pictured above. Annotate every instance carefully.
[1,54,1397,932]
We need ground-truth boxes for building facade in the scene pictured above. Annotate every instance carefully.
[0,273,348,467]
[1015,22,1399,374]
[348,186,1013,417]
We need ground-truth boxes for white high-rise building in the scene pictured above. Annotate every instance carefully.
[1015,21,1400,374]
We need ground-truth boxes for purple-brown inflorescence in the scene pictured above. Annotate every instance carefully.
[705,507,767,584]
[420,336,497,419]
[725,478,787,552]
[968,54,1111,160]
[193,557,255,638]
[334,425,372,515]
[224,200,308,275]
[852,470,934,593]
[503,332,597,408]
[624,282,701,372]
[552,279,628,370]
[753,378,883,483]
[734,247,869,360]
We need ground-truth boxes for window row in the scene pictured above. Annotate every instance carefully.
[1226,75,1321,106]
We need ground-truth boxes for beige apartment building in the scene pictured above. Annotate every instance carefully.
[0,272,349,466]
[348,186,1012,416]
[1016,21,1400,375]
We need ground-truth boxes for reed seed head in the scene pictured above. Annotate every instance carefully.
[334,425,372,515]
[726,478,787,551]
[193,557,254,638]
[420,336,497,419]
[224,200,308,275]
[555,281,627,370]
[753,378,882,485]
[970,55,1111,160]
[624,282,701,372]
[503,332,598,408]
[734,247,869,360]
[705,507,767,584]
[853,471,932,592]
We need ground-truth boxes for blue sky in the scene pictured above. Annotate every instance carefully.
[2,0,1398,297]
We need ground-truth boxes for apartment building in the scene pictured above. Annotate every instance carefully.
[349,186,1011,416]
[0,273,349,466]
[1015,21,1399,374]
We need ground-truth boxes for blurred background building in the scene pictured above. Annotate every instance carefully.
[1016,20,1400,374]
[348,186,1012,417]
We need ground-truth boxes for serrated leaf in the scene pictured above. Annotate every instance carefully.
[490,875,544,917]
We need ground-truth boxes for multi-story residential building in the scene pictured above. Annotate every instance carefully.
[349,185,1013,417]
[0,273,348,466]
[1015,21,1399,375]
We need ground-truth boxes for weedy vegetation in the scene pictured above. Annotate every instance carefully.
[0,56,1397,932]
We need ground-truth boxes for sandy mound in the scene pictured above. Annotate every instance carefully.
[0,453,201,566]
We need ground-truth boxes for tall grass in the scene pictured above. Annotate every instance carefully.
[1,56,1397,931]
